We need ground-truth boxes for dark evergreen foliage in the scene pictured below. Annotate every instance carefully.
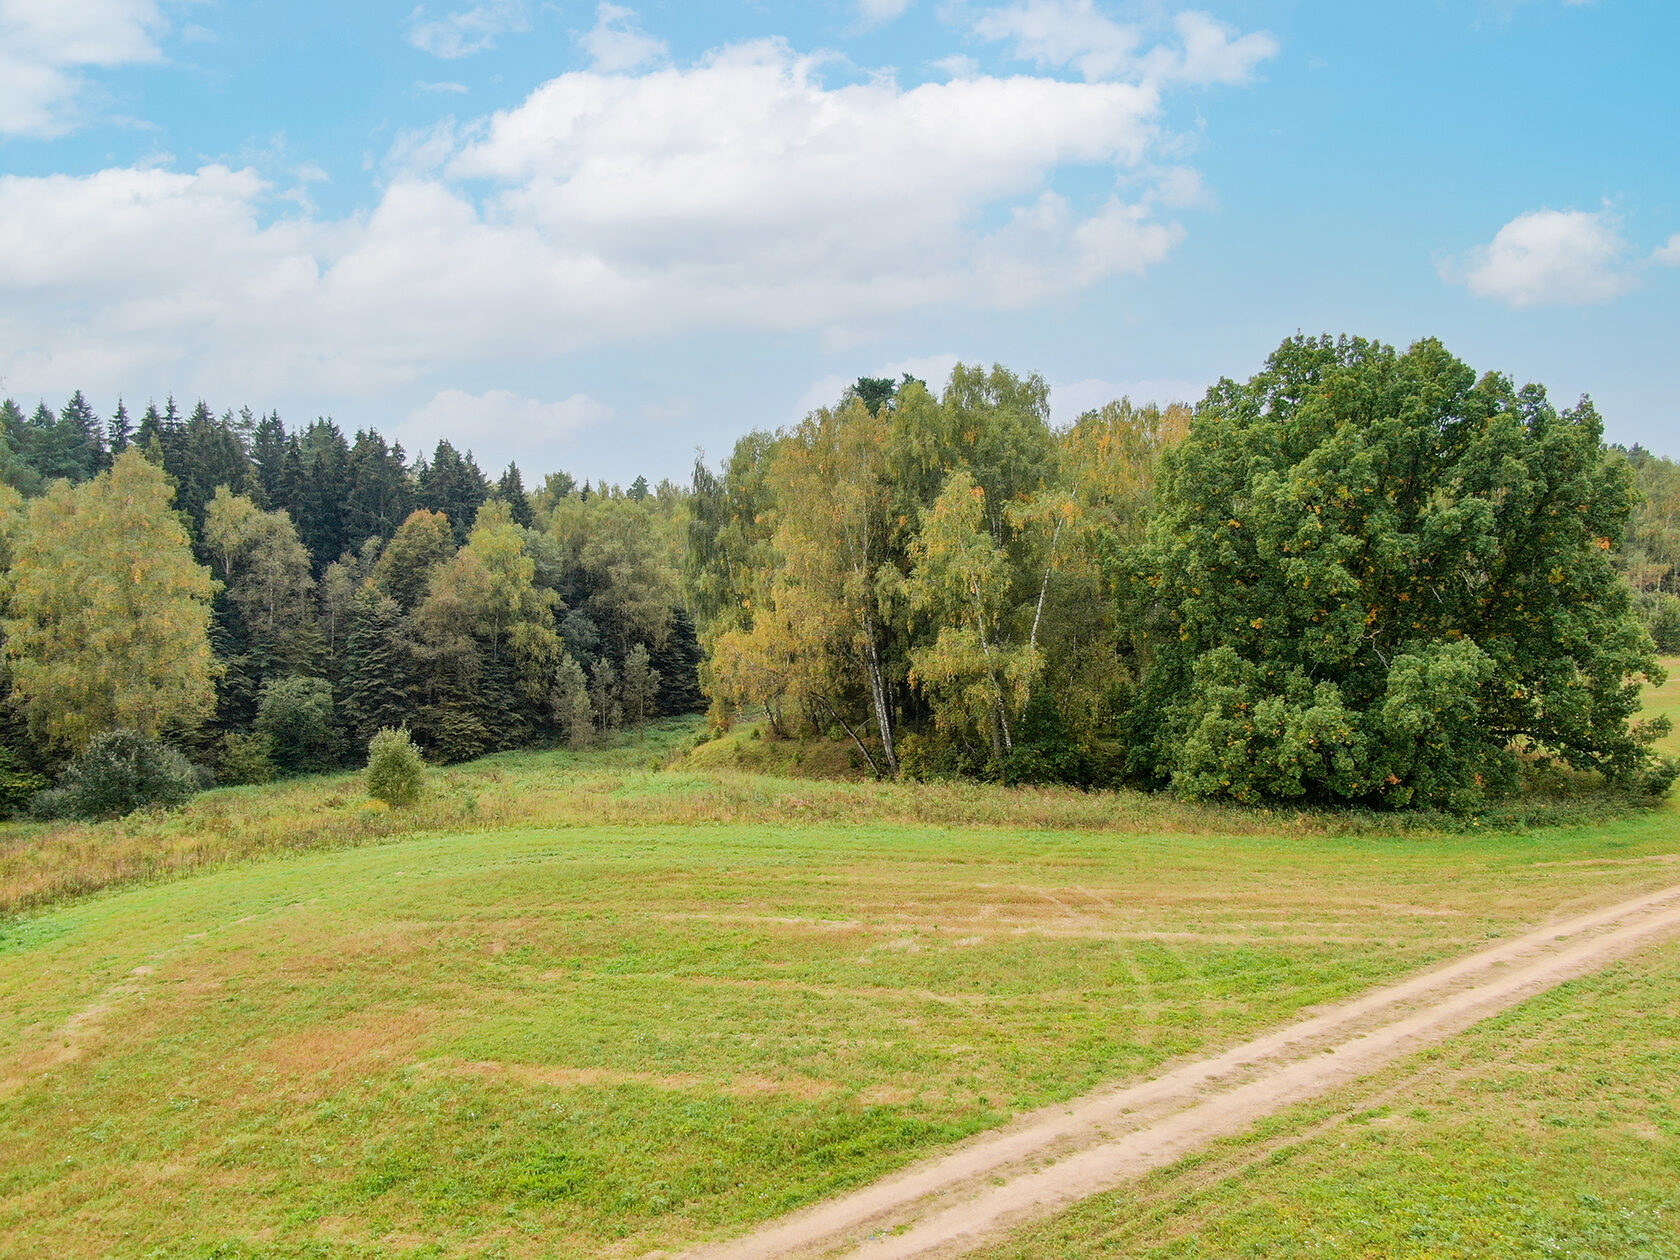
[492,462,536,528]
[650,607,707,714]
[343,593,416,742]
[418,440,490,543]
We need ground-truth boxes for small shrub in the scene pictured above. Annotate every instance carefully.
[34,729,202,820]
[366,728,425,806]
[218,731,277,786]
[256,676,340,775]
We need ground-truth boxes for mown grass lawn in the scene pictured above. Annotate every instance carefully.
[1,663,1676,1260]
[971,934,1680,1260]
[2,800,1677,1258]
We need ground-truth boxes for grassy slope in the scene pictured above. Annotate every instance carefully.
[1643,655,1680,757]
[2,810,1677,1257]
[0,667,1673,1259]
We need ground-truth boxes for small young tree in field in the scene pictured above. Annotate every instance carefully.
[589,656,621,732]
[366,728,425,806]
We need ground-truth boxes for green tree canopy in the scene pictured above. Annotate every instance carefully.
[1129,334,1669,809]
[3,450,219,752]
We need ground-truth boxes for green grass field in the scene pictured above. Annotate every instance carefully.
[971,939,1680,1260]
[0,665,1675,1259]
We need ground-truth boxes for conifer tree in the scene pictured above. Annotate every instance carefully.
[418,440,490,542]
[108,399,132,455]
[250,411,289,507]
[492,462,536,528]
[345,429,415,547]
[292,419,352,569]
[58,390,105,477]
[343,591,416,741]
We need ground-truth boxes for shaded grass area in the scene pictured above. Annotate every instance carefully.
[2,812,1679,1258]
[970,936,1680,1260]
[1642,655,1680,757]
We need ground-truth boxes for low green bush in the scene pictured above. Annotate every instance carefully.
[366,728,425,806]
[32,729,203,820]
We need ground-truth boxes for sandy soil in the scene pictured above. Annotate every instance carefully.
[671,881,1680,1260]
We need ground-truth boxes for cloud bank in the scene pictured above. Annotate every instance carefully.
[0,0,169,136]
[1,15,1271,405]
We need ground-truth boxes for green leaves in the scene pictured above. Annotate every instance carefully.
[1136,334,1666,808]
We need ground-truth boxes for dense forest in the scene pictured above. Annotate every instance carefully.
[1,333,1676,817]
[0,392,703,815]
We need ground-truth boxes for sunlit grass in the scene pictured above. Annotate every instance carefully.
[0,674,1675,1257]
[3,801,1678,1257]
[971,935,1680,1260]
[1641,654,1680,758]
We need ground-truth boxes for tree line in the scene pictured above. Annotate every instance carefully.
[686,337,1676,810]
[0,394,703,814]
[1,331,1673,817]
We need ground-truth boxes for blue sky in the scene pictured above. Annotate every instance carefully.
[2,0,1676,484]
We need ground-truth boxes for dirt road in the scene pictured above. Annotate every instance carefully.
[672,881,1680,1260]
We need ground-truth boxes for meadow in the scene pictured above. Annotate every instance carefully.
[0,663,1674,1259]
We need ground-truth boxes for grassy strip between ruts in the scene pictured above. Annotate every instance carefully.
[967,934,1680,1260]
[1,806,1679,1258]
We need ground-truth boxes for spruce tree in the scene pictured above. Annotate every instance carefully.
[294,420,352,570]
[649,607,707,714]
[108,399,132,455]
[343,592,416,741]
[493,462,535,528]
[345,429,415,548]
[419,440,490,542]
[250,412,289,507]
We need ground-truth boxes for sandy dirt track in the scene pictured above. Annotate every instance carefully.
[669,881,1680,1260]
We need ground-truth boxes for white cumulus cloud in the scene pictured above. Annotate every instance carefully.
[0,0,169,136]
[1653,233,1680,267]
[1448,208,1633,308]
[0,32,1250,407]
[856,0,916,28]
[579,3,666,72]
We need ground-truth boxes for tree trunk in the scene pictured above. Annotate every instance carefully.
[861,621,898,776]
